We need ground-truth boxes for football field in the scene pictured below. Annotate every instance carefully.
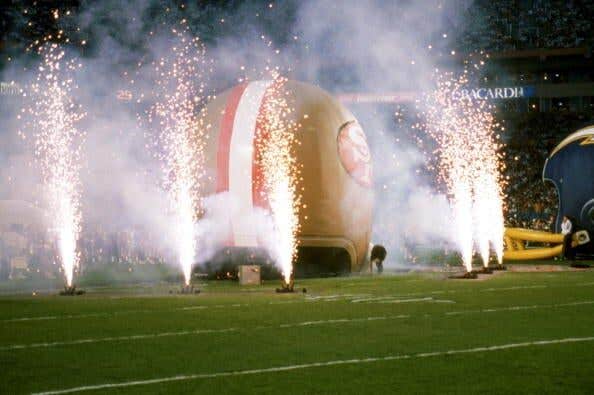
[2,269,594,394]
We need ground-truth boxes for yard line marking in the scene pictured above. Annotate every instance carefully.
[373,297,435,303]
[278,315,410,328]
[306,294,371,300]
[0,328,238,351]
[272,294,373,304]
[0,314,410,351]
[352,297,455,304]
[444,300,594,315]
[279,318,350,327]
[32,336,594,395]
[3,308,188,323]
[351,296,434,303]
[3,315,60,322]
[2,312,115,323]
[267,300,301,305]
[480,285,547,292]
[5,299,594,351]
[0,305,248,323]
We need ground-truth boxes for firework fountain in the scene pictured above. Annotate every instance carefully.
[424,69,505,274]
[147,25,209,289]
[256,75,302,291]
[24,43,85,291]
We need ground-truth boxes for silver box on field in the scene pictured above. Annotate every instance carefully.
[238,265,261,285]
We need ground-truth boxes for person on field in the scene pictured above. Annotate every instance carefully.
[370,245,387,274]
[561,215,575,260]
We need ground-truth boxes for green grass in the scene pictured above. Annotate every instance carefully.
[1,269,594,394]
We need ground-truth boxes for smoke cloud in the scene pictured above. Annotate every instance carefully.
[0,0,471,271]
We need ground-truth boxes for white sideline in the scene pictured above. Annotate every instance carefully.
[4,300,594,351]
[32,336,594,395]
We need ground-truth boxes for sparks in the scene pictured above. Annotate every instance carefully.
[146,27,209,286]
[255,74,301,285]
[424,69,506,271]
[26,43,85,287]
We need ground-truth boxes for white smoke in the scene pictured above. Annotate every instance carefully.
[0,0,471,274]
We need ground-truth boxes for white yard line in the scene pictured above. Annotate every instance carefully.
[4,300,594,351]
[0,315,410,351]
[0,305,248,323]
[32,336,594,395]
[445,300,594,315]
[354,297,455,304]
[480,285,548,292]
[278,314,410,328]
[351,296,433,303]
[0,328,238,351]
[2,311,148,323]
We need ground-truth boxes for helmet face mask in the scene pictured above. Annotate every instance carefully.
[580,199,594,228]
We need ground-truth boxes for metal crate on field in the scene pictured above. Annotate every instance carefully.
[238,265,261,285]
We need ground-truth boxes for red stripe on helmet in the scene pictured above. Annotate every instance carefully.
[217,83,248,246]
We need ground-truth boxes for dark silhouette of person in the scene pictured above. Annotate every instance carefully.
[370,245,387,273]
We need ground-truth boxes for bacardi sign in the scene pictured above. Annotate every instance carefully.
[0,82,21,96]
[455,86,535,100]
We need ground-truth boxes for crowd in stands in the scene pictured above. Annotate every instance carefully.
[0,223,167,280]
[455,1,594,52]
[502,112,594,230]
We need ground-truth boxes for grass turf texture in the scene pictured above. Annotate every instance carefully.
[1,270,594,394]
